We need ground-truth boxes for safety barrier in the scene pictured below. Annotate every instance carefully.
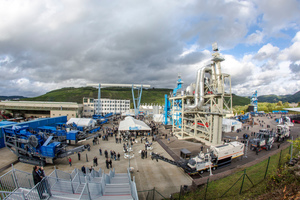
[0,191,26,200]
[0,167,138,200]
[26,177,51,200]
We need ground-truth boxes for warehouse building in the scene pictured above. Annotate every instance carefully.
[0,101,83,120]
[83,97,130,116]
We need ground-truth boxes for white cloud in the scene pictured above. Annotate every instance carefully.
[255,0,300,35]
[280,32,300,62]
[254,43,280,61]
[0,0,299,98]
[245,30,264,45]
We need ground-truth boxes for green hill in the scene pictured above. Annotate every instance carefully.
[258,91,300,103]
[232,94,249,106]
[23,87,172,105]
[23,87,250,106]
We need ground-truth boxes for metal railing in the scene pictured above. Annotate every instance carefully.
[14,169,34,189]
[70,168,77,180]
[55,169,72,181]
[0,166,138,200]
[130,176,139,200]
[0,191,26,200]
[0,170,16,192]
[26,177,51,200]
[47,176,74,195]
[79,183,90,200]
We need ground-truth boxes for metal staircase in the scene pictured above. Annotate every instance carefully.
[0,165,138,200]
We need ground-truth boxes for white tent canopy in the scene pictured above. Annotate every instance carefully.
[67,118,96,127]
[222,118,242,132]
[119,116,151,131]
[153,114,164,123]
[121,112,135,117]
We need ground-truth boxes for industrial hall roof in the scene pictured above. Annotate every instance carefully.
[284,108,300,112]
[0,101,83,111]
[119,116,151,131]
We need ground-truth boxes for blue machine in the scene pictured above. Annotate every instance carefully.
[38,122,101,143]
[66,130,78,141]
[3,125,85,166]
[93,113,111,125]
[164,75,183,128]
[236,113,250,123]
[250,91,258,112]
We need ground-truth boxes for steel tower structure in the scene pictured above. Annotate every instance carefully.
[169,43,232,145]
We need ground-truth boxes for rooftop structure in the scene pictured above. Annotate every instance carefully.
[0,101,83,120]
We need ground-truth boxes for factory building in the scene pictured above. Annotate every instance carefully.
[0,101,82,120]
[83,97,130,116]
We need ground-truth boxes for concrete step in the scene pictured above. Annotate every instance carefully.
[75,184,85,193]
[49,194,81,200]
[110,178,129,184]
[100,195,134,200]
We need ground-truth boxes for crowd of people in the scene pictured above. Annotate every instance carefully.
[59,117,160,179]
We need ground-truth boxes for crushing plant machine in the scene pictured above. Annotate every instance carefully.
[164,43,233,146]
[3,125,87,166]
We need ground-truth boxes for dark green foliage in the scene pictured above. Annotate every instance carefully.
[232,94,249,106]
[258,91,300,103]
[23,87,173,105]
[22,87,256,106]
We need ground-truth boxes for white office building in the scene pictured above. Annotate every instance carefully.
[83,97,130,116]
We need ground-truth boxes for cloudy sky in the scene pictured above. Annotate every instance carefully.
[0,0,300,97]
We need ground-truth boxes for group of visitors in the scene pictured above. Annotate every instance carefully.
[32,165,47,199]
[141,150,147,159]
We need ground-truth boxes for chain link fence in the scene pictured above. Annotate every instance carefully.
[172,143,299,200]
[138,187,167,200]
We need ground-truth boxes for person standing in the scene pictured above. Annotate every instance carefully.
[145,150,147,158]
[106,159,109,169]
[78,152,81,161]
[109,159,112,168]
[99,148,102,156]
[81,165,86,174]
[93,156,97,167]
[104,150,108,158]
[117,152,120,161]
[32,166,44,199]
[68,157,72,166]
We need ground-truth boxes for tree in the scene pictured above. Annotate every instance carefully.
[283,102,290,108]
[288,137,300,153]
[277,101,283,106]
[298,102,300,107]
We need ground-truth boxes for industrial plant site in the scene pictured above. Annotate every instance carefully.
[0,45,299,200]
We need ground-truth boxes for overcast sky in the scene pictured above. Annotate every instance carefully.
[0,0,300,97]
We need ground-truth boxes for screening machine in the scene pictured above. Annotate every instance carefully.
[37,123,101,144]
[3,126,86,166]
